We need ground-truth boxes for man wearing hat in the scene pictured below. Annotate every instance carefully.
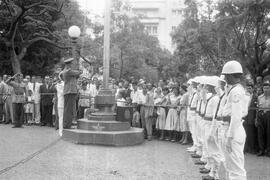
[243,81,258,154]
[256,79,270,157]
[220,60,247,180]
[61,58,82,129]
[6,73,28,128]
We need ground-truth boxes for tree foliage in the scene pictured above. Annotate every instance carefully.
[0,0,91,75]
[171,0,270,80]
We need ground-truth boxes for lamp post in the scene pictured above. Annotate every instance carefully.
[68,25,81,69]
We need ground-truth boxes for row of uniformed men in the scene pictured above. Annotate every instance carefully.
[186,60,247,180]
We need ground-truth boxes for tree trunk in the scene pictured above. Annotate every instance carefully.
[10,50,21,74]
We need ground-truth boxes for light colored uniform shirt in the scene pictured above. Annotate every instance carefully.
[221,84,247,138]
[204,94,219,119]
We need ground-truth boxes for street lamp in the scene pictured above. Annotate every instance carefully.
[68,25,81,69]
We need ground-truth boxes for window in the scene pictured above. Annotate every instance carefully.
[172,9,183,16]
[145,25,158,36]
[172,26,176,31]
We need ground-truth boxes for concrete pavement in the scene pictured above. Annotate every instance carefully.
[0,124,269,180]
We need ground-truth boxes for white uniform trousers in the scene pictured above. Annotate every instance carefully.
[58,107,64,136]
[195,115,203,156]
[208,121,225,179]
[187,110,198,149]
[200,119,208,162]
[203,120,212,170]
[221,123,247,180]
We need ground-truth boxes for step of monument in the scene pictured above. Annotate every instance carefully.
[87,114,116,121]
[62,128,144,146]
[77,119,130,131]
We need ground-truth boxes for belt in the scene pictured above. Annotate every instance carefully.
[190,107,196,111]
[195,110,200,113]
[204,116,212,121]
[216,116,222,121]
[222,116,231,123]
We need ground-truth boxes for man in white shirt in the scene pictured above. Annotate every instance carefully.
[55,76,64,136]
[31,76,41,124]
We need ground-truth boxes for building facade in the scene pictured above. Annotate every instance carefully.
[129,0,184,52]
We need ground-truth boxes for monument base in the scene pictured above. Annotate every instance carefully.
[62,89,145,146]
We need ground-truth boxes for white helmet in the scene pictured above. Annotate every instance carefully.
[218,75,226,83]
[206,76,219,87]
[187,79,193,84]
[199,76,207,84]
[221,60,243,74]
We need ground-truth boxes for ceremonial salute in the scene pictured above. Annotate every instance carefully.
[220,60,248,180]
[256,80,270,157]
[61,58,82,129]
[5,73,28,128]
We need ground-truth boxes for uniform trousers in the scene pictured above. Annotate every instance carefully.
[187,110,198,148]
[63,94,77,129]
[221,123,246,180]
[12,103,24,127]
[196,115,203,156]
[4,97,13,123]
[257,111,270,153]
[208,121,225,179]
[58,107,64,136]
[203,121,212,170]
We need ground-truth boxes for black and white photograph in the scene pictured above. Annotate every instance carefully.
[0,0,270,179]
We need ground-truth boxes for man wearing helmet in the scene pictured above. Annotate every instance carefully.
[220,60,247,180]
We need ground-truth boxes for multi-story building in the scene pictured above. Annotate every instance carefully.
[129,0,185,52]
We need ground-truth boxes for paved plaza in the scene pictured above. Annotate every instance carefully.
[0,124,269,180]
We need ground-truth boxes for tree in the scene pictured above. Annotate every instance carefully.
[216,0,270,80]
[0,0,91,74]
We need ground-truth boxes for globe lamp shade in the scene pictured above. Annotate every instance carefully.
[68,26,81,38]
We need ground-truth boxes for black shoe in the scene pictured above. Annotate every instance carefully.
[195,160,207,165]
[40,123,46,126]
[202,175,215,180]
[257,151,265,156]
[191,154,202,158]
[12,125,23,128]
[200,168,210,174]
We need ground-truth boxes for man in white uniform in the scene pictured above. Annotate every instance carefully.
[220,61,247,180]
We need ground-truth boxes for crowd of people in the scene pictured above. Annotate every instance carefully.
[0,59,270,180]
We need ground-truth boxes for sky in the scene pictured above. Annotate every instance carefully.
[76,0,105,15]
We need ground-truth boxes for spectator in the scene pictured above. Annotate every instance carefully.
[31,76,41,125]
[24,89,34,125]
[116,90,126,107]
[144,83,155,141]
[132,106,140,127]
[130,82,141,105]
[0,77,4,123]
[78,81,91,118]
[243,82,258,154]
[40,76,55,127]
[164,86,181,142]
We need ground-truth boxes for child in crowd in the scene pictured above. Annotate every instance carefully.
[25,90,34,125]
[132,106,141,127]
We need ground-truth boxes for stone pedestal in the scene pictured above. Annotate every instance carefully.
[62,89,144,146]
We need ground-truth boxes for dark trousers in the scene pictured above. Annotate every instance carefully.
[0,104,3,121]
[12,103,24,127]
[244,123,258,153]
[78,106,87,119]
[63,94,77,129]
[257,111,270,152]
[41,104,53,126]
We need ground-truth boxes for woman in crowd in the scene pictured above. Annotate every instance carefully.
[164,86,181,142]
[155,87,170,140]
